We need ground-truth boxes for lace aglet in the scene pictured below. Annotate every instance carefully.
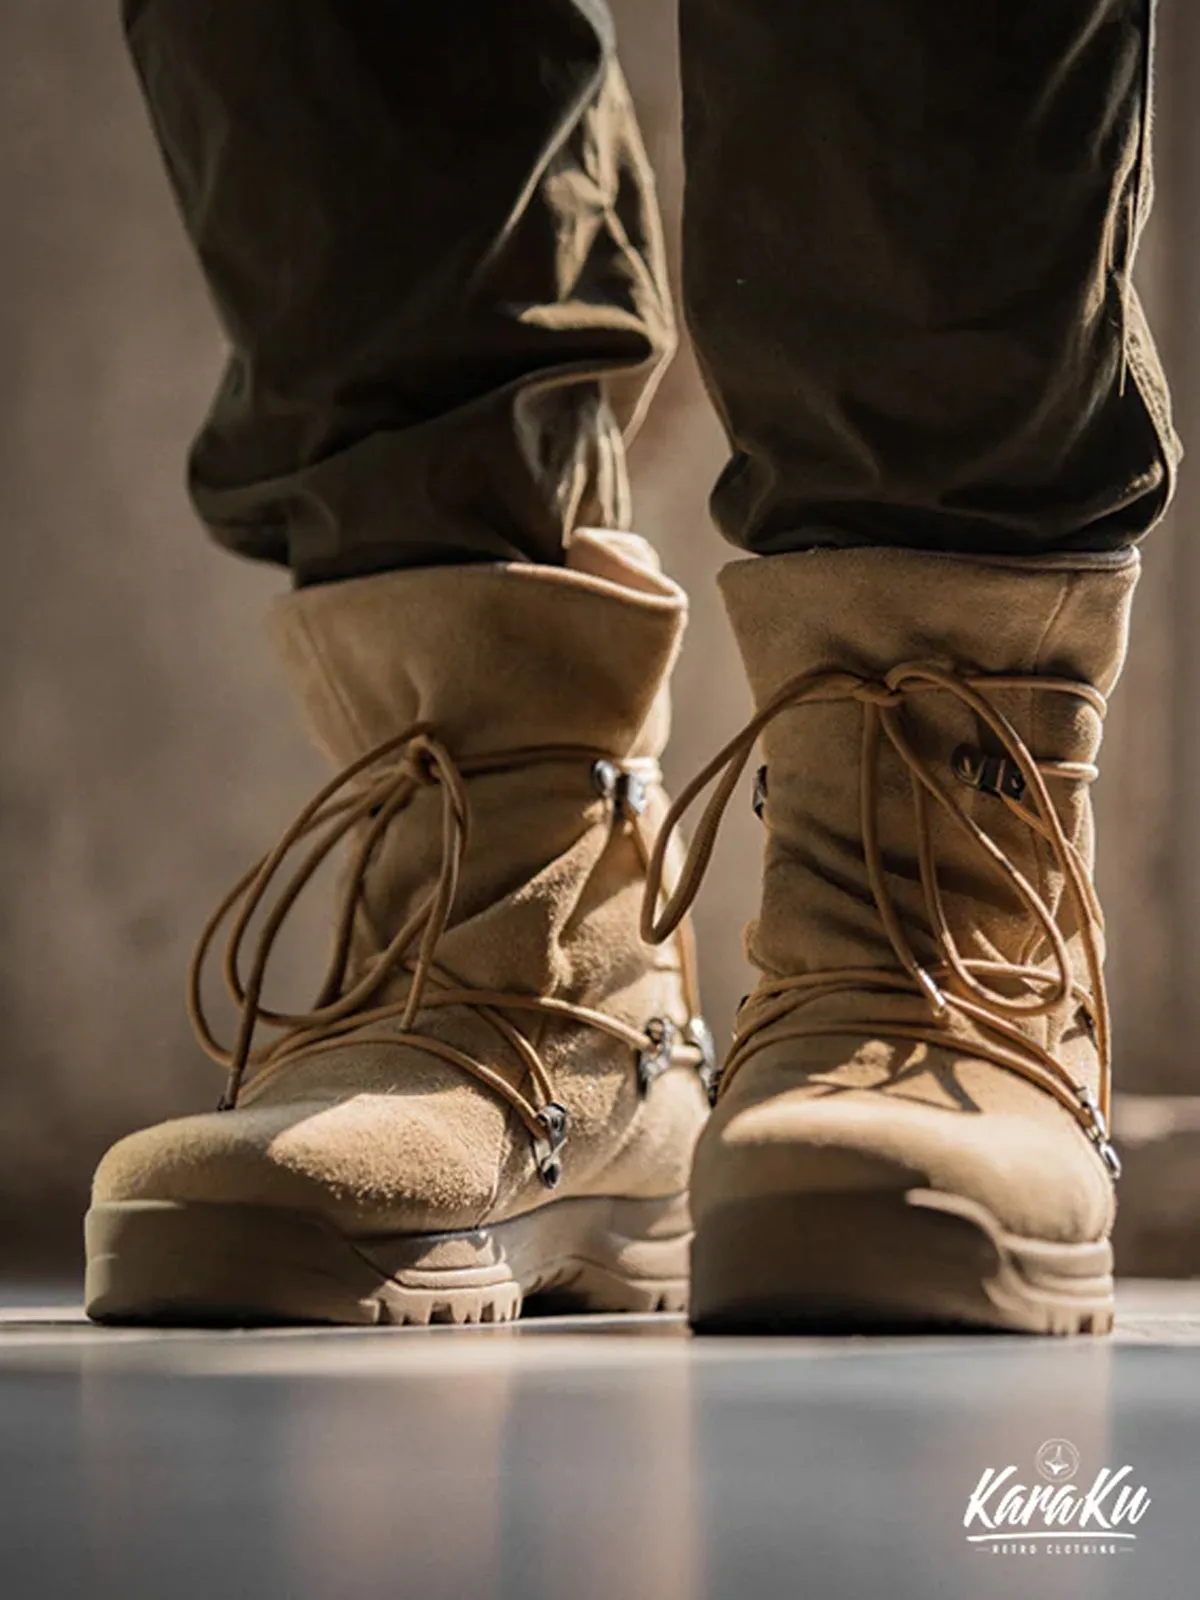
[914,968,950,1022]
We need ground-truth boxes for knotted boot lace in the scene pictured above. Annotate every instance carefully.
[189,723,713,1188]
[641,663,1121,1179]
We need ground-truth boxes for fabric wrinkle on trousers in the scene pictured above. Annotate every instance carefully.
[122,0,676,583]
[124,0,1179,582]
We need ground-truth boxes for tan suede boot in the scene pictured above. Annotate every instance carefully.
[647,547,1137,1334]
[86,531,711,1325]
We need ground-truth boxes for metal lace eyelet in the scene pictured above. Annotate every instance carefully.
[592,760,620,801]
[637,1017,676,1096]
[1075,1085,1121,1181]
[534,1102,569,1189]
[752,765,768,820]
[684,1015,718,1100]
[1076,1083,1105,1127]
[617,771,649,818]
[1094,1137,1122,1182]
[951,745,1026,802]
[593,760,654,821]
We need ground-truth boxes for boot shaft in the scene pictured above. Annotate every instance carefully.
[269,532,689,1008]
[720,549,1138,1076]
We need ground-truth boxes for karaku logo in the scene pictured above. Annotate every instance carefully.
[963,1440,1151,1557]
[1036,1439,1081,1482]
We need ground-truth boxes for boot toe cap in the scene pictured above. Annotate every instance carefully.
[92,1086,507,1236]
[694,1069,1115,1245]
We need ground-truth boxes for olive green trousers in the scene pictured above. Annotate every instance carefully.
[123,1,1176,583]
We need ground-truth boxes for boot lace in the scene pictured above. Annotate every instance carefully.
[641,663,1121,1180]
[189,723,713,1187]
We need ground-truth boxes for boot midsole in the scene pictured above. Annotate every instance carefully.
[84,1192,691,1324]
[690,1187,1114,1335]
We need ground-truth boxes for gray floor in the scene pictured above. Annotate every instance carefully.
[2,1285,1196,1600]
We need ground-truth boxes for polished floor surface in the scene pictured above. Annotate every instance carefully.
[2,1283,1197,1599]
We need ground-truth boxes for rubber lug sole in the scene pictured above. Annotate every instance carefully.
[690,1187,1114,1336]
[84,1192,691,1327]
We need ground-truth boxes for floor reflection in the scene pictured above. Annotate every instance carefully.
[0,1294,1197,1599]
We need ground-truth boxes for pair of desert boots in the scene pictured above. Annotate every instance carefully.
[86,532,1134,1334]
